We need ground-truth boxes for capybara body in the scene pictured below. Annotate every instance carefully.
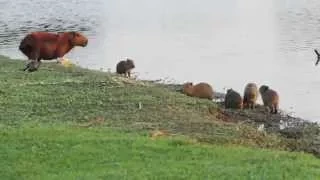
[243,83,258,109]
[224,89,243,109]
[116,58,135,78]
[19,31,88,72]
[182,82,214,100]
[259,85,279,114]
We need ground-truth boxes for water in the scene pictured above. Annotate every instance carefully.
[0,0,320,122]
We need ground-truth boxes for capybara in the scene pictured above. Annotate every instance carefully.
[19,31,88,72]
[224,89,243,109]
[116,58,135,78]
[182,82,214,100]
[259,85,279,114]
[243,83,259,109]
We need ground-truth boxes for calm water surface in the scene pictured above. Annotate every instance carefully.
[0,0,320,122]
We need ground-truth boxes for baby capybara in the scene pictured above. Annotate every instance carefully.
[259,85,279,114]
[243,83,258,109]
[182,82,214,100]
[116,58,135,78]
[224,89,243,109]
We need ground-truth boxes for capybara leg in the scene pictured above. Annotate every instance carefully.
[270,106,277,114]
[22,59,34,71]
[270,106,274,114]
[23,61,31,71]
[272,106,278,114]
[27,60,41,72]
[30,47,40,61]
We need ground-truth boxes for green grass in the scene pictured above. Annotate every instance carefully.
[0,55,239,144]
[1,125,319,180]
[0,55,319,179]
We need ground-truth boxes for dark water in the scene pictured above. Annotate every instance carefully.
[1,0,320,122]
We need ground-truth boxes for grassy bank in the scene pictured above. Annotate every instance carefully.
[0,55,319,179]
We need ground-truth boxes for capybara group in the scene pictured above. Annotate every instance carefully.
[116,58,135,78]
[19,31,88,72]
[224,89,243,109]
[17,31,284,115]
[259,85,279,114]
[243,83,258,109]
[182,82,214,100]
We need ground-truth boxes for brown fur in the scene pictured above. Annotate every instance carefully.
[224,89,243,109]
[243,83,258,109]
[116,58,135,78]
[19,31,88,72]
[259,85,279,114]
[182,82,214,100]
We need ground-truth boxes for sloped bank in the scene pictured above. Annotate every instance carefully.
[148,80,320,157]
[0,55,319,158]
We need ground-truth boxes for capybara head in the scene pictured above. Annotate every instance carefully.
[225,88,243,109]
[182,82,214,100]
[259,85,269,94]
[182,82,194,96]
[125,58,135,69]
[243,83,258,109]
[259,85,279,114]
[68,31,88,47]
[226,88,233,94]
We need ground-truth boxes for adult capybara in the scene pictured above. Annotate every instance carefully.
[19,31,88,72]
[182,82,214,100]
[243,83,259,109]
[116,58,135,78]
[224,89,243,109]
[259,85,279,114]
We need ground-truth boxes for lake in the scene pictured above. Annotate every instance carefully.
[0,0,320,122]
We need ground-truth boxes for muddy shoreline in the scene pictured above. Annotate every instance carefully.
[146,80,320,157]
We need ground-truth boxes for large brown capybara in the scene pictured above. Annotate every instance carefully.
[19,31,88,72]
[224,89,243,109]
[243,83,259,109]
[116,58,135,78]
[259,85,279,114]
[182,82,214,100]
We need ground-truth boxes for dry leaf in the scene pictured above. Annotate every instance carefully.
[60,58,74,68]
[150,130,168,139]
